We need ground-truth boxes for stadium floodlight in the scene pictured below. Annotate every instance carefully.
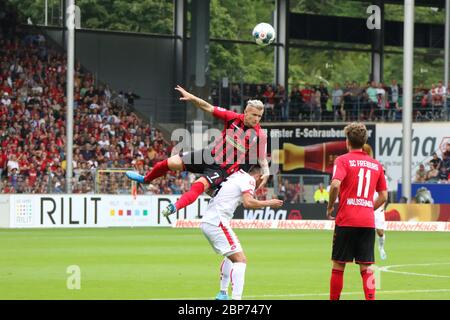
[66,0,75,193]
[402,0,414,202]
[45,0,47,26]
[445,0,450,89]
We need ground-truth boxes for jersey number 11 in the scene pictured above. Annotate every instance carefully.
[357,168,371,199]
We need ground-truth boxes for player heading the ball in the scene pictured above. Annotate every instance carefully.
[126,85,270,217]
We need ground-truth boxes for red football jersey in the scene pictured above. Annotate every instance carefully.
[332,150,387,228]
[211,107,267,175]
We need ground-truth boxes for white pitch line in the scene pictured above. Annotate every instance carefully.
[380,262,450,279]
[150,263,450,300]
[150,288,450,300]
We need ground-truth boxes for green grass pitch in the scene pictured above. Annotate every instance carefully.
[0,228,449,300]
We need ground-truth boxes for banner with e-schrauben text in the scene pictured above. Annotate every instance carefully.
[263,124,376,175]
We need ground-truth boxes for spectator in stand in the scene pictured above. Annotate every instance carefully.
[255,185,268,201]
[124,89,141,107]
[342,82,354,121]
[1,92,11,107]
[0,147,7,177]
[431,81,446,119]
[413,87,427,120]
[314,183,329,204]
[318,82,330,120]
[426,163,439,183]
[444,143,450,159]
[275,84,287,121]
[242,84,254,104]
[375,82,387,120]
[446,82,450,120]
[429,152,442,170]
[331,83,344,121]
[300,83,314,120]
[284,181,298,203]
[289,85,303,120]
[7,154,19,176]
[312,88,322,121]
[438,166,449,183]
[263,85,276,121]
[414,164,427,183]
[366,81,378,121]
[230,84,242,113]
[254,85,264,102]
[442,152,450,176]
[388,79,401,121]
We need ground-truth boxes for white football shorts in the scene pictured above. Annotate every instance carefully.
[374,208,386,230]
[200,221,243,257]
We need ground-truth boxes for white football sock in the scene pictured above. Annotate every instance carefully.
[220,257,233,292]
[378,234,385,249]
[231,262,247,300]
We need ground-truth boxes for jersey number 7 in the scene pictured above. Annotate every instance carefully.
[210,172,220,180]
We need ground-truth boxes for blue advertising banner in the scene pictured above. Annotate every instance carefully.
[397,183,450,204]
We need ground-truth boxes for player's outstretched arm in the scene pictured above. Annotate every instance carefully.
[242,193,283,209]
[175,85,214,114]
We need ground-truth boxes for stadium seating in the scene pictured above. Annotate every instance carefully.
[0,12,187,195]
[1,5,447,196]
[211,82,450,123]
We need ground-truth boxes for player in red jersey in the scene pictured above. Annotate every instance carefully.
[126,85,269,216]
[327,122,388,300]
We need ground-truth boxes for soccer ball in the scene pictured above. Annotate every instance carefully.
[252,23,276,46]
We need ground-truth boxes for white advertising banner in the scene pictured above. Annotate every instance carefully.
[9,195,103,228]
[101,195,211,227]
[173,219,450,232]
[376,123,450,191]
[8,195,211,228]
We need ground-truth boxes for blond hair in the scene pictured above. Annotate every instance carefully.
[245,100,264,111]
[344,122,368,149]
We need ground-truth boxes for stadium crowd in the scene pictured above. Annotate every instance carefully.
[212,80,450,123]
[414,144,450,184]
[1,4,448,198]
[0,12,193,195]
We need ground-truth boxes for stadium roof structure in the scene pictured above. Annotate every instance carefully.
[352,0,445,8]
[285,0,447,85]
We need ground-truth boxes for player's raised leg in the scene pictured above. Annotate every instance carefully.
[161,176,210,217]
[126,154,185,184]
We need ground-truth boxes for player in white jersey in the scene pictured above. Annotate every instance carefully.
[374,191,387,260]
[200,165,283,300]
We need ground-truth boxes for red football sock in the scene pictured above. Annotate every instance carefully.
[330,269,344,300]
[144,159,169,183]
[175,182,206,211]
[361,269,376,300]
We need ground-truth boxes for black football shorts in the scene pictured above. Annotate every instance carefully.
[180,149,228,195]
[331,225,375,264]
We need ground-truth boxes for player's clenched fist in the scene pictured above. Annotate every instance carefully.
[268,199,284,208]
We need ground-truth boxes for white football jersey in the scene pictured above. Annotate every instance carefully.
[202,170,256,226]
[374,191,386,230]
[373,191,385,214]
